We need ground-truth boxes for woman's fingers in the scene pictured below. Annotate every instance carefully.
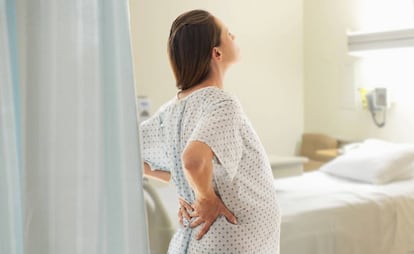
[178,195,237,239]
[179,198,193,212]
[180,206,191,221]
[196,221,213,240]
[189,210,199,217]
[220,205,238,224]
[178,197,194,222]
[189,216,203,228]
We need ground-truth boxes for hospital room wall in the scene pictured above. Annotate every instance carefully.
[303,0,414,143]
[129,0,304,156]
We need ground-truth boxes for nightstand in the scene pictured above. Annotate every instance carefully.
[315,149,340,160]
[268,155,308,179]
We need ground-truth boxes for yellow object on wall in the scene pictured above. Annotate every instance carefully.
[358,88,368,109]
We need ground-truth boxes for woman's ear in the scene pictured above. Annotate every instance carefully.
[211,47,222,61]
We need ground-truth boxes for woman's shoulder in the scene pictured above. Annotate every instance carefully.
[191,87,240,106]
[153,87,242,117]
[202,86,233,98]
[193,88,245,118]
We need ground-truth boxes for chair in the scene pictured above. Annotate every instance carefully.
[299,133,339,172]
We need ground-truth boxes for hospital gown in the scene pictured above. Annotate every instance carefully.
[141,87,280,254]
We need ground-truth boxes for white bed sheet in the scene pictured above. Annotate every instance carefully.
[275,171,414,254]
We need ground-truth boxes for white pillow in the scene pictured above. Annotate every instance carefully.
[320,139,414,184]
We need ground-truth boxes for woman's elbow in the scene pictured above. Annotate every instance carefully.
[182,152,205,172]
[182,141,214,172]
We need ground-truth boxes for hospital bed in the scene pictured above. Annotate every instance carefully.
[277,139,414,254]
[275,171,414,254]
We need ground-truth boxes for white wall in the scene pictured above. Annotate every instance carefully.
[129,0,304,156]
[304,0,414,143]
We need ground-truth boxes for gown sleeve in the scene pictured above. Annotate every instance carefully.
[140,113,171,172]
[188,98,244,180]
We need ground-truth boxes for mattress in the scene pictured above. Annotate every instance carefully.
[275,171,414,254]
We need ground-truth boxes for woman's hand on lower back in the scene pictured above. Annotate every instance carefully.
[184,193,237,240]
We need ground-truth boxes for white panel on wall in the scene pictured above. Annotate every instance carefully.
[337,57,359,110]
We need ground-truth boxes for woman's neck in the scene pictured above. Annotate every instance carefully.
[177,72,225,100]
[177,63,227,100]
[177,81,218,100]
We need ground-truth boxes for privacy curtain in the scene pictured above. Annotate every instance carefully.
[0,0,24,253]
[1,0,149,253]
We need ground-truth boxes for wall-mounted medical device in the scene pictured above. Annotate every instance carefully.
[358,87,388,128]
[367,87,388,112]
[136,96,151,123]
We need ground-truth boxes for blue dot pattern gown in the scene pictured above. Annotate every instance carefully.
[140,87,280,254]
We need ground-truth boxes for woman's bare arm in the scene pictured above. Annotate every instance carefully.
[181,141,237,240]
[143,162,171,183]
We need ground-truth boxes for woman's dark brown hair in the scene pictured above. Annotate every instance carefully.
[168,10,221,90]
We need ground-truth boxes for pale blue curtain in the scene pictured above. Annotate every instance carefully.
[1,0,149,253]
[0,0,24,254]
